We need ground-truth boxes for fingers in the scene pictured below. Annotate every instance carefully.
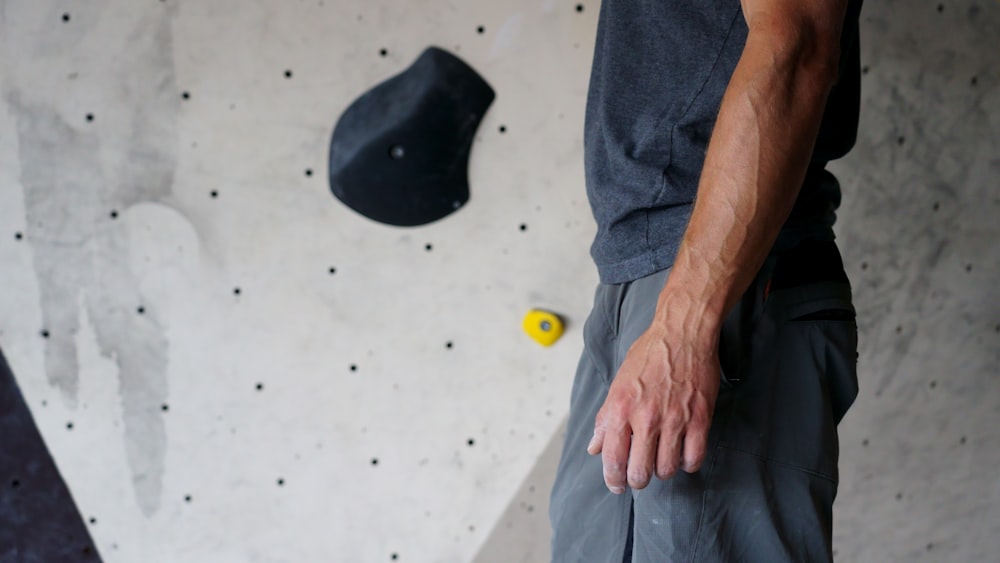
[681,426,708,473]
[655,429,684,480]
[627,429,657,490]
[601,428,630,494]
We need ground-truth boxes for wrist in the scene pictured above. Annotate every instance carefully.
[652,282,725,351]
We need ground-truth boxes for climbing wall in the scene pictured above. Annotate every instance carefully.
[0,0,997,562]
[0,0,597,561]
[829,0,1000,559]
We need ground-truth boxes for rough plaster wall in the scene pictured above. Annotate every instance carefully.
[830,0,1000,560]
[0,0,598,561]
[1,1,998,563]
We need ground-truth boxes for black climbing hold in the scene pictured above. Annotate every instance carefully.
[328,46,495,227]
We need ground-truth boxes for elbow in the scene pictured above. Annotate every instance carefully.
[748,16,843,88]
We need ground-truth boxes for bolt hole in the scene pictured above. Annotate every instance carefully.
[277,478,285,486]
[284,69,293,79]
[86,113,94,122]
[41,330,50,339]
[110,210,119,219]
[184,495,192,503]
[210,190,219,198]
[467,438,475,447]
[425,243,433,252]
[576,4,585,12]
[234,287,242,296]
[137,306,145,315]
[256,383,264,391]
[15,232,23,240]
[62,13,71,22]
[499,125,507,133]
[182,91,190,100]
[445,341,453,349]
[519,223,527,232]
[477,25,485,34]
[328,267,337,275]
[379,48,388,57]
[66,422,74,430]
[161,404,169,412]
[350,364,358,372]
[371,458,379,466]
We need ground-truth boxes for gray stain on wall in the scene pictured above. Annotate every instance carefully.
[4,3,182,517]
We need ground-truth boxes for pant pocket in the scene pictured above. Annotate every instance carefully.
[721,287,858,482]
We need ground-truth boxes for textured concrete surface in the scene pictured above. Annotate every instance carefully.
[0,0,997,561]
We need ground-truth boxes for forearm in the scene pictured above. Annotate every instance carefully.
[655,17,844,343]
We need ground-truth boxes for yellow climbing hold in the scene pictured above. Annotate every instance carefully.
[523,309,565,347]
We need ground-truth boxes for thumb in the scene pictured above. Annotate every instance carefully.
[587,427,604,455]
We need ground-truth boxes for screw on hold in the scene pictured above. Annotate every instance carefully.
[389,145,405,159]
[540,320,552,332]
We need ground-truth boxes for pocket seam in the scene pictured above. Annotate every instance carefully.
[716,444,838,484]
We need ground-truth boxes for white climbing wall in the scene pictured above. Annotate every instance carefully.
[0,0,998,562]
[0,0,597,561]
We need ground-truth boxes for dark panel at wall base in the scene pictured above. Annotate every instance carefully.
[0,348,101,562]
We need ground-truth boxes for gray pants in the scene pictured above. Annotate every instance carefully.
[550,240,859,562]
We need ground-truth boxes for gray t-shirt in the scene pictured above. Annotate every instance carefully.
[584,0,863,284]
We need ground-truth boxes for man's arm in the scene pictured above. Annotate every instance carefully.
[587,0,849,493]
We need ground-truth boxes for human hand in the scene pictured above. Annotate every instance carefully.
[586,319,721,493]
